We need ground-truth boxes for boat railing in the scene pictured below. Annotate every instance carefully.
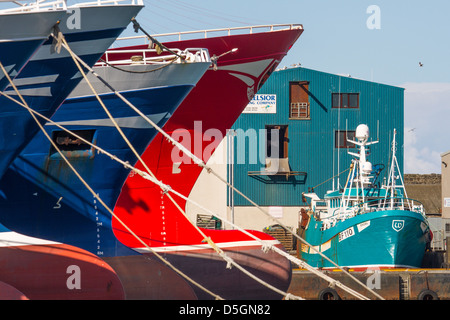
[70,0,143,8]
[319,197,426,227]
[116,23,304,44]
[354,197,426,217]
[96,47,211,67]
[0,0,67,13]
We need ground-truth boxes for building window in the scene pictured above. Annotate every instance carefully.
[335,130,355,148]
[332,93,359,108]
[266,125,288,158]
[289,81,310,119]
[265,125,290,173]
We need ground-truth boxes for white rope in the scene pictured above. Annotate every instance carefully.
[138,168,371,300]
[0,74,303,301]
[55,31,384,300]
[207,168,384,300]
[43,30,304,300]
[8,27,383,300]
[0,56,224,301]
[0,66,365,300]
[59,38,207,169]
[113,21,379,299]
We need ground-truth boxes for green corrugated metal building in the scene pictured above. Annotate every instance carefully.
[230,67,404,207]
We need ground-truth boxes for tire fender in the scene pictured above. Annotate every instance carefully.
[417,289,439,300]
[318,287,340,300]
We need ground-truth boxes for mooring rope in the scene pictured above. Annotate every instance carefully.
[53,24,384,300]
[6,28,303,300]
[0,55,223,301]
[58,28,305,301]
[0,23,384,300]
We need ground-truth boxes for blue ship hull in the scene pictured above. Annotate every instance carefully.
[0,39,46,91]
[300,210,431,269]
[0,28,127,179]
[0,84,194,257]
[0,7,67,92]
[0,2,144,180]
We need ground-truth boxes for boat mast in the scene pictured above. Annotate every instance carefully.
[384,129,410,210]
[344,124,378,212]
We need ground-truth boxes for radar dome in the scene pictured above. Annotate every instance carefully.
[355,124,369,142]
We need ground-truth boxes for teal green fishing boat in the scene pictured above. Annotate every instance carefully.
[300,124,432,270]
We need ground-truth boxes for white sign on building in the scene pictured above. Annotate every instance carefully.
[268,206,283,218]
[243,94,276,113]
[445,198,450,208]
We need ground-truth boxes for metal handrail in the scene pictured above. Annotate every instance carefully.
[350,196,426,217]
[70,0,143,7]
[0,0,67,13]
[95,47,211,66]
[116,23,303,43]
[1,0,142,13]
[318,196,427,225]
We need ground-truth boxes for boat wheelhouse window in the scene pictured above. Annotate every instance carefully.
[335,130,355,148]
[49,129,96,158]
[332,93,359,109]
[266,125,288,158]
[289,81,310,119]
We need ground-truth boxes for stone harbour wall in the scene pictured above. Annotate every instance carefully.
[404,173,441,185]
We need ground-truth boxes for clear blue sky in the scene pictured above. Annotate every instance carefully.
[128,0,450,85]
[3,0,448,173]
[127,0,450,174]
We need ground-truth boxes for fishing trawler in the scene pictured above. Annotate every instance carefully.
[0,47,211,300]
[109,24,303,299]
[300,124,432,270]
